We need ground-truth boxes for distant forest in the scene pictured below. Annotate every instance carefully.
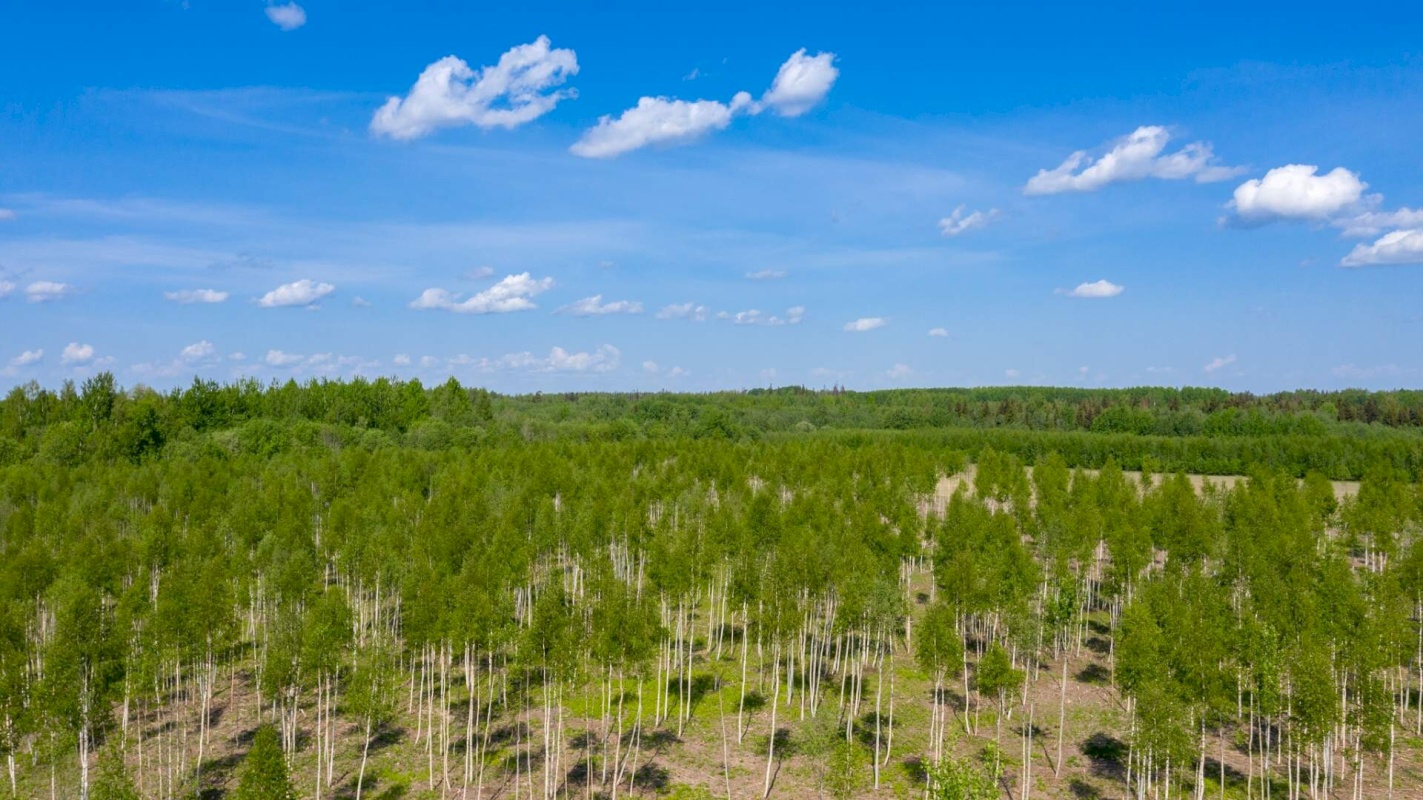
[3,376,1422,479]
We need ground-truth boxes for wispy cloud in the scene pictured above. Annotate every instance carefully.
[26,281,73,303]
[557,295,644,316]
[164,288,229,304]
[1204,354,1237,373]
[843,317,886,332]
[938,206,999,237]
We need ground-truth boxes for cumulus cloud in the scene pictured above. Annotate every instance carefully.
[746,269,787,280]
[259,279,334,308]
[557,295,643,316]
[8,349,43,368]
[1336,207,1423,238]
[180,341,216,360]
[26,281,73,303]
[371,36,578,140]
[61,342,94,365]
[571,48,836,158]
[1204,354,1237,374]
[843,317,886,332]
[759,49,839,117]
[1025,126,1239,195]
[265,350,306,367]
[1341,228,1423,267]
[728,306,805,326]
[656,302,709,321]
[1229,165,1366,223]
[886,363,912,379]
[393,354,412,366]
[164,288,229,304]
[570,94,750,158]
[642,360,660,373]
[1060,279,1125,298]
[928,327,948,337]
[938,206,1000,237]
[410,272,553,313]
[265,2,306,31]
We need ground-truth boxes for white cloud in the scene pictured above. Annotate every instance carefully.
[1025,126,1239,195]
[371,36,578,140]
[164,288,229,304]
[351,296,372,307]
[180,340,215,361]
[570,94,750,158]
[886,363,912,379]
[26,281,73,303]
[844,317,886,332]
[557,294,643,316]
[264,2,306,31]
[730,306,805,326]
[1004,368,1021,379]
[486,345,621,374]
[419,356,440,369]
[259,279,334,308]
[265,350,305,367]
[0,209,15,221]
[393,354,412,366]
[928,327,949,337]
[1336,207,1423,238]
[571,48,835,158]
[759,49,839,117]
[642,360,660,373]
[1061,279,1125,298]
[61,342,94,365]
[666,366,689,378]
[1204,354,1237,374]
[1341,228,1423,267]
[938,206,1000,237]
[410,272,553,313]
[8,349,43,368]
[1229,165,1366,223]
[229,352,246,362]
[466,265,496,279]
[0,280,14,299]
[656,302,709,321]
[746,269,787,280]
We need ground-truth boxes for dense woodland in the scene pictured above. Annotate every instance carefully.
[2,376,1423,799]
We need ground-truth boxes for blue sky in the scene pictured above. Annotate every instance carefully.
[2,1,1422,393]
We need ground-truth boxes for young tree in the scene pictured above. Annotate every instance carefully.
[232,726,296,800]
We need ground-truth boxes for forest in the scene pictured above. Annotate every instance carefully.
[1,375,1422,799]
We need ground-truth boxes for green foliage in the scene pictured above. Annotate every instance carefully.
[90,740,140,800]
[973,644,1023,707]
[232,726,296,800]
[824,739,867,800]
[926,751,998,800]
